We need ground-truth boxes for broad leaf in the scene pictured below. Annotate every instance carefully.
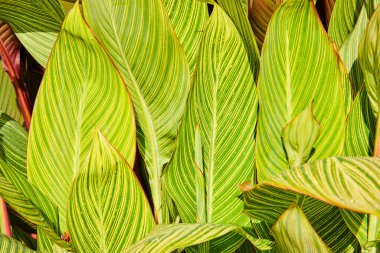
[0,234,35,252]
[27,4,136,232]
[255,0,346,181]
[0,0,66,67]
[125,224,273,253]
[271,205,332,252]
[162,0,208,73]
[359,5,380,116]
[82,0,190,223]
[68,130,154,253]
[216,0,260,79]
[248,0,284,50]
[166,5,258,251]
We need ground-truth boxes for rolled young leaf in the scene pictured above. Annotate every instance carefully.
[68,130,154,253]
[27,3,136,232]
[82,0,190,223]
[255,0,346,181]
[0,0,66,67]
[125,223,273,253]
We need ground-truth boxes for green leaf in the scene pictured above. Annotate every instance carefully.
[248,0,284,50]
[255,0,346,181]
[82,0,190,223]
[344,88,376,156]
[0,66,23,125]
[125,224,273,253]
[271,205,332,252]
[12,227,37,251]
[216,0,260,79]
[0,0,66,67]
[68,130,154,253]
[359,5,380,116]
[162,0,208,73]
[264,157,380,216]
[281,103,321,168]
[194,124,206,224]
[341,209,368,247]
[0,234,35,252]
[0,113,27,177]
[27,4,136,232]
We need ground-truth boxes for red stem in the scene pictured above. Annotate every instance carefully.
[0,198,12,237]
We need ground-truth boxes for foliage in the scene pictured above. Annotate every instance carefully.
[0,0,379,252]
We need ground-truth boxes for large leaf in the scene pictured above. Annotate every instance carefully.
[248,0,284,50]
[27,4,136,232]
[359,5,380,117]
[125,224,273,253]
[255,0,346,181]
[271,205,332,252]
[0,0,66,67]
[82,0,190,223]
[68,130,154,253]
[216,0,260,79]
[162,0,208,73]
[0,234,35,253]
[166,5,258,251]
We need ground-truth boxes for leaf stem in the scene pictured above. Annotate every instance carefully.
[0,198,12,237]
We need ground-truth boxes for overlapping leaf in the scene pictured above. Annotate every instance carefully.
[27,4,136,232]
[0,234,35,253]
[125,224,273,253]
[166,5,258,251]
[68,131,154,253]
[0,0,66,67]
[320,0,336,26]
[82,0,190,223]
[255,0,346,181]
[162,0,208,73]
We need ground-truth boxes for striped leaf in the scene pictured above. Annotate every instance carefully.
[166,5,258,251]
[255,0,346,181]
[341,209,368,247]
[27,3,136,233]
[359,5,380,117]
[125,224,274,253]
[248,0,284,50]
[0,22,20,82]
[0,0,66,67]
[271,205,332,253]
[68,130,154,253]
[0,113,27,177]
[0,234,35,253]
[260,157,380,216]
[216,0,260,79]
[82,0,190,223]
[162,0,209,73]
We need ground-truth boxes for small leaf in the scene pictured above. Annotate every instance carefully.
[68,130,154,253]
[125,223,274,253]
[271,205,332,253]
[281,103,321,168]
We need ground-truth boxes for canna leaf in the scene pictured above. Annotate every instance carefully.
[162,0,209,74]
[68,130,154,253]
[166,5,258,251]
[0,22,21,82]
[0,234,35,253]
[125,223,273,253]
[27,4,136,232]
[359,5,380,116]
[341,209,368,247]
[0,0,66,67]
[255,0,346,181]
[82,0,190,223]
[281,103,321,168]
[271,205,332,253]
[320,0,336,26]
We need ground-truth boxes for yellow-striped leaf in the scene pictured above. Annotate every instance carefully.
[125,224,273,253]
[0,0,66,67]
[162,0,209,73]
[255,0,346,181]
[0,234,35,253]
[166,5,258,251]
[341,209,368,247]
[27,4,136,233]
[359,5,380,116]
[82,0,190,223]
[271,205,332,253]
[67,130,154,253]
